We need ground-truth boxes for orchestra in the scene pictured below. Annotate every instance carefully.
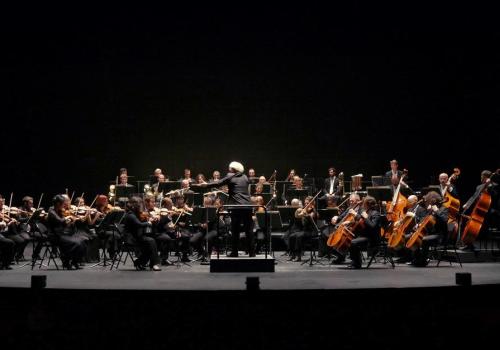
[0,163,498,272]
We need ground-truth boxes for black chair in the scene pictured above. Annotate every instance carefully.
[435,232,463,268]
[366,237,395,269]
[31,222,59,270]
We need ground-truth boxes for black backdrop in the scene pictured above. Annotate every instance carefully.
[2,7,498,205]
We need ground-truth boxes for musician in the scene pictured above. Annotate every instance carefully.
[72,197,99,262]
[194,161,255,257]
[0,195,30,262]
[189,196,219,258]
[47,194,87,269]
[410,191,449,267]
[152,173,166,195]
[0,231,15,269]
[438,173,459,198]
[172,196,193,262]
[119,168,128,176]
[320,167,340,202]
[248,168,258,184]
[122,196,161,271]
[152,168,163,182]
[210,170,221,182]
[285,169,296,182]
[384,159,408,190]
[118,173,134,187]
[93,195,122,260]
[288,196,317,261]
[347,196,381,269]
[196,174,207,184]
[180,168,195,184]
[153,197,176,265]
[462,170,499,249]
[326,193,362,264]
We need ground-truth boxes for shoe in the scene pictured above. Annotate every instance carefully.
[62,263,73,270]
[287,255,296,261]
[151,265,162,271]
[295,257,302,262]
[346,264,361,269]
[228,252,238,258]
[161,259,173,266]
[71,261,83,270]
[330,257,345,265]
[133,260,146,271]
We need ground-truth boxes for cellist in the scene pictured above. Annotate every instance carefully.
[461,170,499,250]
[346,196,381,269]
[409,191,448,267]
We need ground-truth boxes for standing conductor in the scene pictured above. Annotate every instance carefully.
[194,161,254,257]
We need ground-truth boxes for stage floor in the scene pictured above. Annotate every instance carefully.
[2,252,500,290]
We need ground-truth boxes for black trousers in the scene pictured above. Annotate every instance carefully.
[5,232,29,260]
[57,234,87,263]
[288,230,313,255]
[155,232,175,260]
[135,236,160,267]
[413,234,440,266]
[190,230,218,254]
[230,209,254,255]
[349,237,370,268]
[0,234,15,267]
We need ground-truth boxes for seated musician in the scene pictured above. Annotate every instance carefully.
[122,196,161,271]
[172,196,193,262]
[195,174,207,184]
[180,168,195,184]
[118,173,134,187]
[93,195,122,260]
[152,173,167,195]
[438,173,459,198]
[288,196,317,262]
[0,229,15,269]
[292,176,304,190]
[152,168,163,183]
[210,170,221,182]
[461,170,499,250]
[327,193,362,264]
[189,196,219,258]
[72,197,99,262]
[285,169,296,182]
[345,196,381,269]
[0,195,30,263]
[409,191,448,267]
[47,195,87,269]
[18,196,44,259]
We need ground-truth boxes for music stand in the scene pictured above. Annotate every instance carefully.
[115,185,135,203]
[276,206,298,228]
[286,189,309,203]
[366,186,393,203]
[91,210,125,268]
[371,176,385,187]
[159,181,182,193]
[184,192,203,207]
[318,208,340,222]
[191,206,217,264]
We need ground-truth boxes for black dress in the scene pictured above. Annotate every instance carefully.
[46,208,86,265]
[123,211,160,267]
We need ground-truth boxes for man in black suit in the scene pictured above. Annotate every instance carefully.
[195,161,255,257]
[320,167,340,205]
[384,159,408,192]
[438,173,459,199]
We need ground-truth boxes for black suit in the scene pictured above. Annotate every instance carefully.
[204,172,254,256]
[349,209,381,268]
[123,211,160,267]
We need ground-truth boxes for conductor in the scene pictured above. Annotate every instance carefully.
[193,161,254,257]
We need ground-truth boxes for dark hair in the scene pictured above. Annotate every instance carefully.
[127,196,143,213]
[53,194,66,206]
[363,196,377,210]
[143,195,155,204]
[481,170,492,178]
[22,196,33,204]
[424,191,442,205]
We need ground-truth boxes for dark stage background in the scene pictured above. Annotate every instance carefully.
[2,7,498,205]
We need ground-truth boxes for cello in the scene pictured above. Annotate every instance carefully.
[461,179,493,245]
[405,213,436,251]
[383,169,409,238]
[326,202,363,253]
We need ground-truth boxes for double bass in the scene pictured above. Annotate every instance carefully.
[442,168,461,239]
[383,169,409,238]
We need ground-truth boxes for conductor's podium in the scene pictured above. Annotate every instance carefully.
[210,253,275,273]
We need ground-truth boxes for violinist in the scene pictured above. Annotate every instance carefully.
[73,197,100,262]
[172,196,193,262]
[409,191,448,267]
[47,194,87,269]
[325,193,362,264]
[17,196,45,260]
[288,196,317,262]
[122,196,161,271]
[93,195,122,260]
[0,195,30,262]
[154,197,176,265]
